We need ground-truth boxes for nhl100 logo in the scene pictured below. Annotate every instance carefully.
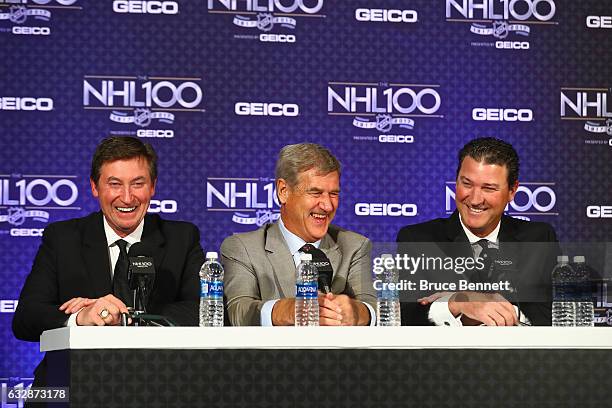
[83,76,204,138]
[328,82,441,142]
[208,0,325,43]
[446,0,556,50]
[446,182,557,221]
[206,177,280,227]
[1,0,81,36]
[0,176,79,237]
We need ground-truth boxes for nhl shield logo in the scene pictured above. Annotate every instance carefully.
[493,21,509,39]
[606,119,612,136]
[8,207,26,226]
[255,210,272,227]
[134,109,152,127]
[9,6,28,24]
[375,114,393,133]
[257,13,274,32]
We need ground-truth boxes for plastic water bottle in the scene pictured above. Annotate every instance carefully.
[552,255,576,327]
[573,256,594,327]
[295,253,319,326]
[199,251,224,327]
[376,254,401,326]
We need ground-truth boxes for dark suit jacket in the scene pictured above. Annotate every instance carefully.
[13,211,205,340]
[396,211,559,326]
[12,212,204,385]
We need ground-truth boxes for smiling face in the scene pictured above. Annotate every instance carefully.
[91,157,156,237]
[455,156,517,238]
[277,168,339,243]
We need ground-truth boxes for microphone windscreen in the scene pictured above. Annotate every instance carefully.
[308,247,333,293]
[128,241,154,257]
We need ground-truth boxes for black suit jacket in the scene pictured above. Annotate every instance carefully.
[13,211,205,340]
[396,211,559,326]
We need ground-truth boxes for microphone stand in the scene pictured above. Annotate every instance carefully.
[123,277,176,326]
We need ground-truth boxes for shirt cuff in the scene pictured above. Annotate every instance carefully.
[363,301,376,326]
[428,293,463,327]
[65,309,83,327]
[260,299,279,326]
[516,305,531,325]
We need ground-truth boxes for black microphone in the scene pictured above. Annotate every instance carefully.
[128,242,156,312]
[308,247,334,294]
[489,250,526,323]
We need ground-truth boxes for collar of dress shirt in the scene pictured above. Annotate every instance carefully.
[278,216,321,257]
[458,213,500,245]
[102,216,144,248]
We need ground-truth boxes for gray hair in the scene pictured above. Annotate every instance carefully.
[275,143,341,188]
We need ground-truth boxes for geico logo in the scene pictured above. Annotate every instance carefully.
[472,108,533,121]
[495,41,530,49]
[137,129,174,138]
[328,86,441,115]
[259,34,296,43]
[0,178,78,206]
[446,0,556,21]
[235,102,299,116]
[113,0,179,14]
[133,261,153,267]
[10,228,44,237]
[378,135,414,143]
[586,16,612,28]
[83,80,203,109]
[0,300,18,313]
[355,203,418,217]
[355,8,418,23]
[148,199,177,213]
[12,26,51,35]
[0,97,53,111]
[208,0,324,14]
[510,186,555,212]
[586,205,612,218]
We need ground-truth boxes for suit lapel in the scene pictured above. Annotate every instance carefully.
[82,212,112,297]
[444,211,473,257]
[498,215,520,268]
[141,214,167,274]
[498,215,519,243]
[264,223,296,298]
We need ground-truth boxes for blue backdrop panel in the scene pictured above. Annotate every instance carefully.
[1,0,611,382]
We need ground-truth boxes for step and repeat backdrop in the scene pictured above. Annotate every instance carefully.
[1,0,611,384]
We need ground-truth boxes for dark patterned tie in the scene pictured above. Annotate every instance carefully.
[300,243,316,254]
[475,239,496,282]
[113,239,132,307]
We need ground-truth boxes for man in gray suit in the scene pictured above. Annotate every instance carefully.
[221,143,376,326]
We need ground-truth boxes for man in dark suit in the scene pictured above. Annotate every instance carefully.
[397,137,558,326]
[12,137,204,383]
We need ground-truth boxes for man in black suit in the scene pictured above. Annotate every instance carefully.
[12,137,204,383]
[397,137,558,326]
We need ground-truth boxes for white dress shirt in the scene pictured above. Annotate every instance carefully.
[428,214,502,326]
[66,217,144,326]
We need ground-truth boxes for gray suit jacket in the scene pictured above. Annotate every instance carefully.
[221,222,376,326]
